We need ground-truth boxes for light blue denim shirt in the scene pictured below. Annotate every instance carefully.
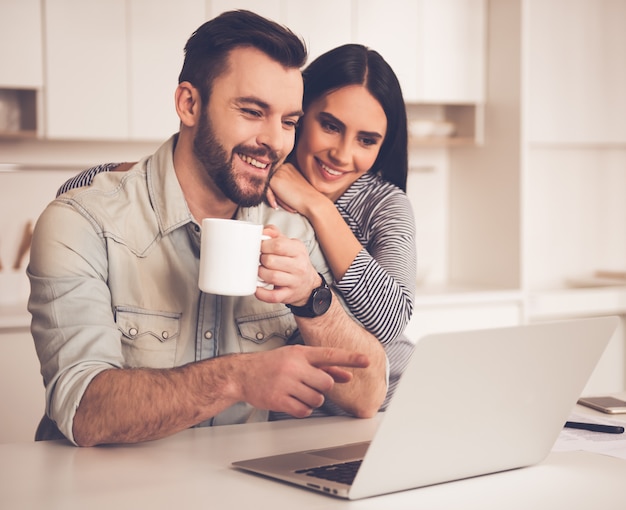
[27,135,333,444]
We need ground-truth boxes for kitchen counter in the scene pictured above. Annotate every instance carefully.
[0,303,30,331]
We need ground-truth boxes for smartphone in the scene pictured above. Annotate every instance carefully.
[577,396,626,414]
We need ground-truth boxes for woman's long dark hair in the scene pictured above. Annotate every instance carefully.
[299,44,408,192]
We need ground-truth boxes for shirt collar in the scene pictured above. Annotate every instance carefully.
[146,134,198,235]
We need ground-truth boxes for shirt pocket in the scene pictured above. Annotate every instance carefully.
[115,306,181,368]
[235,306,297,353]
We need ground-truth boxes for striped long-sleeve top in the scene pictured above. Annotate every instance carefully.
[333,172,416,346]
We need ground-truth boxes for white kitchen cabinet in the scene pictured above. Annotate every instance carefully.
[39,1,487,141]
[0,328,45,443]
[525,0,626,144]
[283,1,352,64]
[417,0,486,104]
[354,0,486,104]
[206,0,282,21]
[44,0,205,141]
[128,0,205,140]
[208,0,485,105]
[207,1,352,65]
[0,0,43,138]
[0,0,43,89]
[44,0,128,140]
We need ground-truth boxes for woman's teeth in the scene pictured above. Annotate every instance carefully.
[320,162,342,176]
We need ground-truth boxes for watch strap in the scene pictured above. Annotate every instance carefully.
[287,273,332,318]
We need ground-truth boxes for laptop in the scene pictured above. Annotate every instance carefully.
[232,316,619,499]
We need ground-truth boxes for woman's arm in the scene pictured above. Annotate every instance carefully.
[56,162,135,197]
[269,164,362,280]
[270,166,417,345]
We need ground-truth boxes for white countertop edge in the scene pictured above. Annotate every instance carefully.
[414,285,524,307]
[0,305,30,331]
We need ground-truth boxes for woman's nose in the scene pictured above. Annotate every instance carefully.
[328,140,350,165]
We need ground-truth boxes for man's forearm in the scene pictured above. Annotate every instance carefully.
[72,358,240,446]
[296,297,387,417]
[70,343,372,446]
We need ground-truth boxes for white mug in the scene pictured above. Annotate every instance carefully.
[198,218,269,296]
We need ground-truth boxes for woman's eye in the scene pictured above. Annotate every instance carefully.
[321,120,340,133]
[361,137,378,147]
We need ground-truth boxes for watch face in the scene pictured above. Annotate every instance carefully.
[312,287,332,315]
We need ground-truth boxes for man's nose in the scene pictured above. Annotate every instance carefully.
[257,119,287,156]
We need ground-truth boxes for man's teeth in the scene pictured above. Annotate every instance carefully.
[321,162,342,176]
[239,154,268,169]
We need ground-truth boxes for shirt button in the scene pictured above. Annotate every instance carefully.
[128,328,138,337]
[204,331,213,340]
[161,331,169,340]
[285,329,292,337]
[255,332,265,341]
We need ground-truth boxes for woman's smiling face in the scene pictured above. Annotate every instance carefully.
[295,84,387,202]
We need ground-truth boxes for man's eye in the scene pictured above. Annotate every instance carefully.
[283,119,298,129]
[242,108,262,118]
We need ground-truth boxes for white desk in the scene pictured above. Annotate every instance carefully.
[1,407,625,510]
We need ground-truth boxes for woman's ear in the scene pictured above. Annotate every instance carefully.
[175,81,201,127]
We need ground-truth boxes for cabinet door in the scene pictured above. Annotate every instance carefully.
[206,1,352,65]
[354,0,485,104]
[128,0,205,140]
[44,0,128,139]
[206,0,281,21]
[0,0,43,88]
[526,0,626,144]
[283,1,352,64]
[418,0,485,103]
[353,0,420,102]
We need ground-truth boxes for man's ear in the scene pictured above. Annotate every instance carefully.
[175,81,201,127]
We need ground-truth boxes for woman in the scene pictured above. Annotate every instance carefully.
[57,44,417,411]
[270,44,414,344]
[268,44,416,413]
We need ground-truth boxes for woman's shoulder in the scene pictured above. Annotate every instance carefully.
[340,172,411,209]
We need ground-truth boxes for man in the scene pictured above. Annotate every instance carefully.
[28,10,387,447]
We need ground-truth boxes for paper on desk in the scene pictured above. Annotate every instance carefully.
[552,412,626,460]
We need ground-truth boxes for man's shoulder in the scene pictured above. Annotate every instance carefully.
[48,164,162,252]
[61,163,146,198]
[239,203,316,241]
[57,164,150,216]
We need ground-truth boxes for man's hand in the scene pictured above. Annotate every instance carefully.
[255,225,320,307]
[233,345,370,417]
[253,227,387,419]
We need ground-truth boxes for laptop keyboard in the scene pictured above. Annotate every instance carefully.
[295,459,362,485]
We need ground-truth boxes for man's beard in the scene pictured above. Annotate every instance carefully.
[193,110,279,207]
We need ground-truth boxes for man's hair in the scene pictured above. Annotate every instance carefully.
[178,10,307,103]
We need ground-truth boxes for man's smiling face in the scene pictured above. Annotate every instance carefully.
[193,46,304,207]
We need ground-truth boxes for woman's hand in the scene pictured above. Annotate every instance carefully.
[268,163,319,216]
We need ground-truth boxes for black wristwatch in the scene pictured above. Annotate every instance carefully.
[287,273,332,318]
